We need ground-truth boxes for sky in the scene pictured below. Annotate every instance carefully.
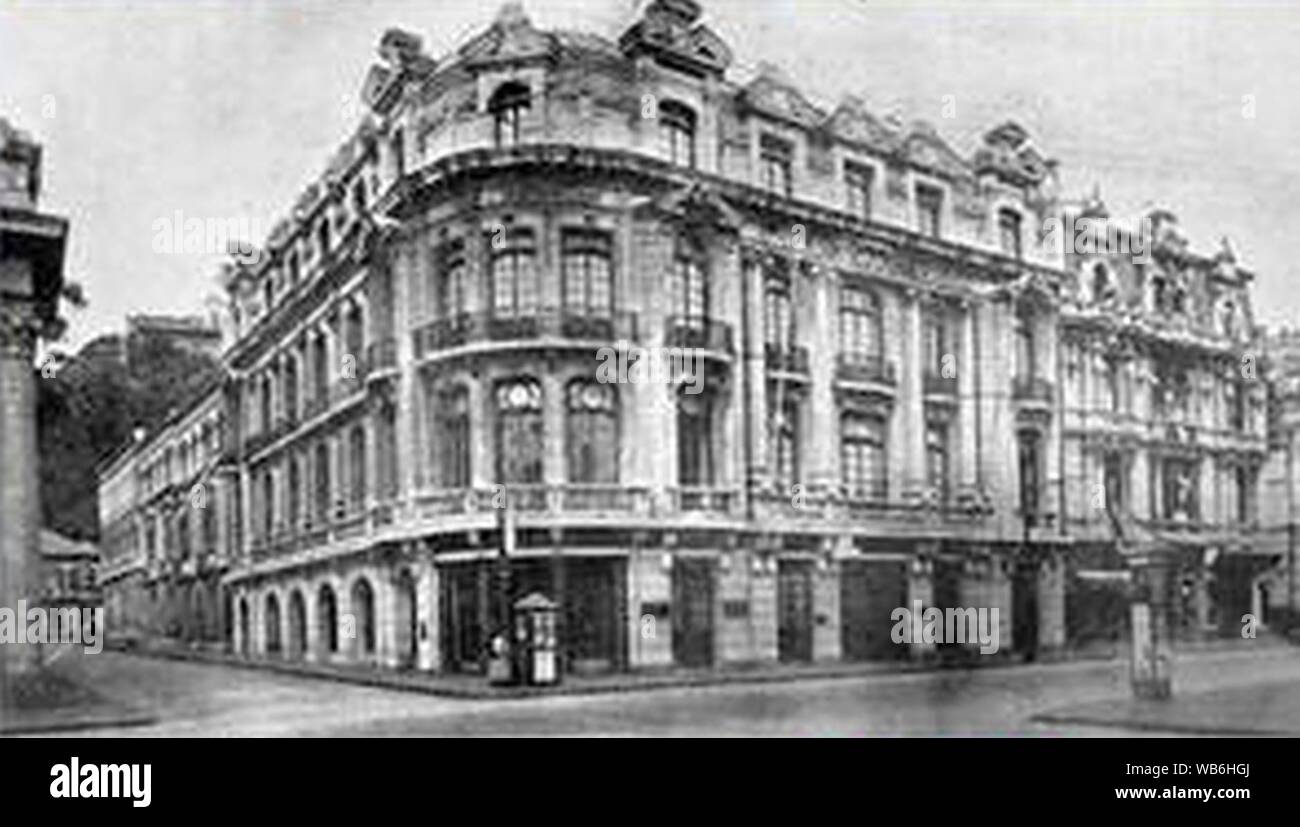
[2,0,1299,352]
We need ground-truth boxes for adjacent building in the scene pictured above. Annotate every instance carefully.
[96,1,1278,673]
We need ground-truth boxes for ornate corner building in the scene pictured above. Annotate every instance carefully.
[96,1,1274,673]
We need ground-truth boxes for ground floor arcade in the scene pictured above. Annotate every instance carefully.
[210,533,1071,673]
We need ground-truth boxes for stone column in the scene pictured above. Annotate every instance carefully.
[0,290,43,679]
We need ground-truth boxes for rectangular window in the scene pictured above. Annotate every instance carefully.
[845,162,873,221]
[916,183,943,238]
[1161,457,1199,521]
[926,420,949,501]
[562,230,614,316]
[438,239,467,318]
[490,229,538,318]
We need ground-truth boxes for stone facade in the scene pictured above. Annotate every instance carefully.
[96,1,1275,674]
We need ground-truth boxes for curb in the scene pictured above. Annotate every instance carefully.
[109,643,1117,701]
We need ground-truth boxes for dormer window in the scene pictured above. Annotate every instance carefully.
[489,82,531,149]
[760,134,793,197]
[997,208,1022,259]
[845,161,873,221]
[659,101,697,168]
[916,183,943,239]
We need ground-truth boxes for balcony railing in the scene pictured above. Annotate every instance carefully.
[1012,375,1054,403]
[764,343,810,375]
[836,353,897,385]
[413,309,639,359]
[670,486,737,514]
[664,317,735,354]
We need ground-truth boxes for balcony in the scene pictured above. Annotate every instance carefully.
[413,309,639,359]
[764,343,810,375]
[835,353,896,386]
[1012,375,1054,403]
[664,317,734,355]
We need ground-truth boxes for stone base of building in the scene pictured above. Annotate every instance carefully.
[123,536,1086,674]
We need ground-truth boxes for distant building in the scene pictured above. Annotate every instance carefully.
[126,314,223,362]
[38,530,100,612]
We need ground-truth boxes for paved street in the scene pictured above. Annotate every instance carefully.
[23,645,1300,737]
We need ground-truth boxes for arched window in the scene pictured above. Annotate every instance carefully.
[312,334,329,404]
[495,379,544,485]
[348,425,367,510]
[264,593,281,655]
[260,469,274,540]
[669,239,708,325]
[283,357,299,423]
[567,382,618,484]
[659,100,697,168]
[351,578,376,655]
[839,284,882,362]
[562,229,614,318]
[677,392,714,486]
[841,413,886,500]
[490,228,538,319]
[287,454,301,529]
[489,82,531,148]
[287,590,307,659]
[317,584,339,654]
[436,386,471,488]
[313,442,331,524]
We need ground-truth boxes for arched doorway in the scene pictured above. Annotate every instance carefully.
[394,570,418,670]
[238,597,250,656]
[287,590,307,660]
[317,584,339,658]
[264,593,282,656]
[351,578,376,659]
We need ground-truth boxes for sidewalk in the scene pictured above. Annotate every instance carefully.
[1033,679,1300,736]
[1,668,156,736]
[109,634,1293,702]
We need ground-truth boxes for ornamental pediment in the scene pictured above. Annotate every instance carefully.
[826,97,899,154]
[900,125,969,180]
[742,71,824,127]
